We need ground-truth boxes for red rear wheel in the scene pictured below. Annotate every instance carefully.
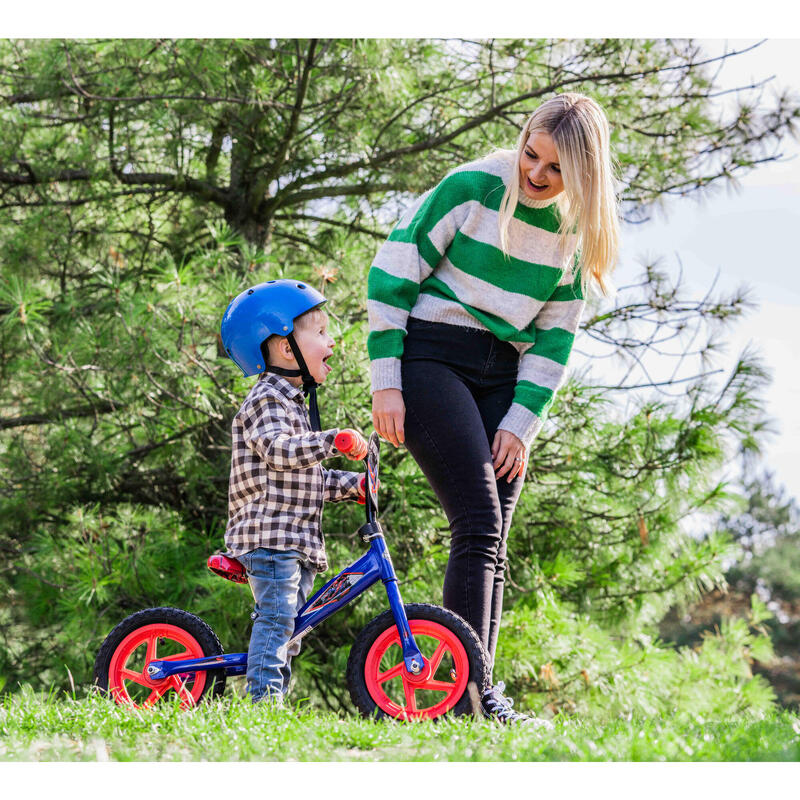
[95,607,226,708]
[347,603,489,720]
[108,623,207,708]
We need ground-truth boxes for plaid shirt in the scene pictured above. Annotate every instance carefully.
[225,373,362,572]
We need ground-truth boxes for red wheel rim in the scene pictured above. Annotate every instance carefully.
[107,623,207,709]
[364,619,469,720]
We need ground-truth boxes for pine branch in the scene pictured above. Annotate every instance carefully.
[0,401,120,431]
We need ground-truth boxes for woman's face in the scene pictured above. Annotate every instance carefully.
[518,130,564,202]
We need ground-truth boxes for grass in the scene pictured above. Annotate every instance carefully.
[1,687,799,762]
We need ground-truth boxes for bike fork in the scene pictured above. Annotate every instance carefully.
[384,578,425,674]
[368,531,425,674]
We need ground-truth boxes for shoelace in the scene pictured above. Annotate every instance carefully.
[482,681,530,723]
[482,682,556,729]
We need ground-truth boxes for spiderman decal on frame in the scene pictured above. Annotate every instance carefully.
[304,573,363,613]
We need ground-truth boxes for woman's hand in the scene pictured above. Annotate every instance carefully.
[491,429,526,483]
[372,388,405,447]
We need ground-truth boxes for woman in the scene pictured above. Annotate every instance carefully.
[367,93,620,724]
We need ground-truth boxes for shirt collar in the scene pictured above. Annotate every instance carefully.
[517,193,557,209]
[257,372,306,404]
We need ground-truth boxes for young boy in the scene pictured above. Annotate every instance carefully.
[220,279,368,703]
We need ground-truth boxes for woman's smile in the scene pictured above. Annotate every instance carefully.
[518,130,564,202]
[525,176,550,192]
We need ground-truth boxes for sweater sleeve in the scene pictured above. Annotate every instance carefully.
[367,172,473,392]
[496,264,585,448]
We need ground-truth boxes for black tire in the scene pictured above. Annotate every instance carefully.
[346,603,489,720]
[94,606,226,707]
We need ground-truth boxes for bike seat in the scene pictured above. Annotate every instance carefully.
[207,553,248,584]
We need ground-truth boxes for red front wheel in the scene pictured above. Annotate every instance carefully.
[94,607,226,708]
[346,603,489,720]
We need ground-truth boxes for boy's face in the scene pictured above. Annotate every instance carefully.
[293,309,335,384]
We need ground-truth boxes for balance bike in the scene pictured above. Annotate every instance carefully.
[94,433,489,720]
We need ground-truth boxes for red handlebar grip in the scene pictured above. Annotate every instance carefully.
[335,430,355,453]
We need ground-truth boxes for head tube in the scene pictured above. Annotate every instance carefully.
[364,432,380,523]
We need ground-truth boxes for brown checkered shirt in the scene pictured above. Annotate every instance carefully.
[224,373,362,572]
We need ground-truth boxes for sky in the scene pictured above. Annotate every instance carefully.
[570,39,800,503]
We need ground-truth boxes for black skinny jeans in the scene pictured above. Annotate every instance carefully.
[401,318,525,670]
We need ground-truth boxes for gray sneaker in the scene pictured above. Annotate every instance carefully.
[481,681,554,729]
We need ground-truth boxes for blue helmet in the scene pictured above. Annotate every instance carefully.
[220,279,327,376]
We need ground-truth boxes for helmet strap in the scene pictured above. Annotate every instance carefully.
[306,385,322,432]
[286,333,322,431]
[258,334,322,432]
[262,364,303,378]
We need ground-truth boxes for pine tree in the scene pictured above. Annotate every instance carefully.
[0,39,794,714]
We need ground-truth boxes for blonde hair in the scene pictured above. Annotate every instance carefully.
[293,305,328,332]
[497,93,620,296]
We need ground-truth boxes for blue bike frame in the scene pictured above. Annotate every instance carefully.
[146,435,425,682]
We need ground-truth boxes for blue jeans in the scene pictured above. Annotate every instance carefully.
[238,547,316,703]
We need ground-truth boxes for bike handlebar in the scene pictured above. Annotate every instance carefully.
[334,430,355,454]
[335,430,379,522]
[335,429,368,461]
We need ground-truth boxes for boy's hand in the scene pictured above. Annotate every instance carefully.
[335,429,368,460]
[357,473,367,504]
[356,472,380,504]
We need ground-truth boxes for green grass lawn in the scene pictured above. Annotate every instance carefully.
[1,687,798,762]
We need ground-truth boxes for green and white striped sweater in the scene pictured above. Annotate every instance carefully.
[367,151,584,447]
